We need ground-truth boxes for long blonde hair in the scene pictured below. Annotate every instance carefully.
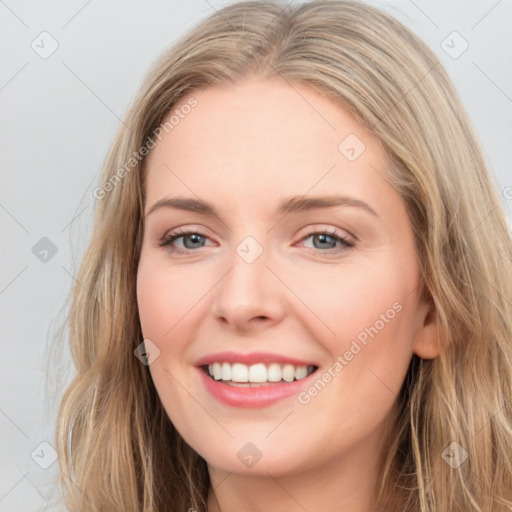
[55,1,512,510]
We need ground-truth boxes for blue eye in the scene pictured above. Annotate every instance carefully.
[159,230,208,252]
[299,231,354,251]
[159,229,355,254]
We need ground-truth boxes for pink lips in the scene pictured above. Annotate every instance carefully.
[194,351,319,408]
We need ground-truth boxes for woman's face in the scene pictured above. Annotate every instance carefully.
[136,78,437,478]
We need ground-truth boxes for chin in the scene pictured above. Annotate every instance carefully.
[192,434,319,478]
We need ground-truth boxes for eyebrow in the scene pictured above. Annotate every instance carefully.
[145,194,378,219]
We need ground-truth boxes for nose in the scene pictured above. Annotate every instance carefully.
[211,241,287,333]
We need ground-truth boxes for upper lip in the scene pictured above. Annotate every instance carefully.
[195,351,319,367]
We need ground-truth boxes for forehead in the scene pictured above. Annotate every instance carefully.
[143,78,393,218]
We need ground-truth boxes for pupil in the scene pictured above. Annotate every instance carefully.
[314,234,336,249]
[185,234,203,248]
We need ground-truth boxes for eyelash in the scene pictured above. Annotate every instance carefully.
[158,227,355,255]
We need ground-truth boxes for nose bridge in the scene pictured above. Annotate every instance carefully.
[212,233,285,326]
[224,234,271,305]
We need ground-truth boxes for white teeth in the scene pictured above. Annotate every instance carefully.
[294,365,308,380]
[205,362,315,383]
[231,363,249,382]
[267,363,282,382]
[248,363,267,383]
[221,362,231,381]
[282,364,295,383]
[212,362,222,380]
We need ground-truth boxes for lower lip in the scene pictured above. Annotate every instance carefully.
[196,367,317,408]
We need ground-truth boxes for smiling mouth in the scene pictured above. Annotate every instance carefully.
[201,363,318,387]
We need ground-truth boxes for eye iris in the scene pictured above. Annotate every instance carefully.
[313,233,337,249]
[183,233,204,248]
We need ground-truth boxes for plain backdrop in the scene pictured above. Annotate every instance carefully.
[1,0,511,510]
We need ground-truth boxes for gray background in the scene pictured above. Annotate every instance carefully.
[1,0,511,510]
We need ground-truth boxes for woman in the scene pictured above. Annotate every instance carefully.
[56,1,512,510]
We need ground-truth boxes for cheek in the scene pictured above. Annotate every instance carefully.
[289,259,407,344]
[136,259,200,422]
[136,264,170,341]
[136,256,208,341]
[310,263,415,397]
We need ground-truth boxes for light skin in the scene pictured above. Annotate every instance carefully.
[136,77,440,512]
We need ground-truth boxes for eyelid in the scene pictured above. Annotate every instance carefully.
[159,224,212,240]
[295,224,354,242]
[160,223,354,239]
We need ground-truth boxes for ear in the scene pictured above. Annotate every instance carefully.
[412,297,444,359]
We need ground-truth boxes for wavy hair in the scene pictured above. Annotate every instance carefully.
[55,1,512,510]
